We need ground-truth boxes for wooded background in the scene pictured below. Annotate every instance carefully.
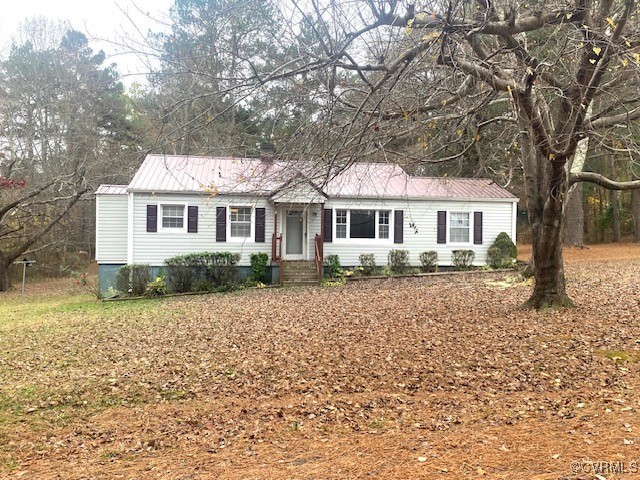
[2,0,639,290]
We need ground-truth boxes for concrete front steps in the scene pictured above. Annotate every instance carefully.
[281,260,320,287]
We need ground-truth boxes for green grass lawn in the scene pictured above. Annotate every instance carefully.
[1,293,92,327]
[0,292,162,329]
[0,288,169,453]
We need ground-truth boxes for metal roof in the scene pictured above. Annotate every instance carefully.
[127,155,287,194]
[95,184,128,195]
[406,177,517,200]
[108,154,517,200]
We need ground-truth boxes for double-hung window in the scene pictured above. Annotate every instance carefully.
[449,212,470,243]
[378,211,390,239]
[162,205,184,229]
[336,209,347,239]
[230,207,252,238]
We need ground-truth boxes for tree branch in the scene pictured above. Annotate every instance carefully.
[374,6,587,36]
[5,187,87,266]
[0,178,57,223]
[570,171,640,189]
[589,104,640,129]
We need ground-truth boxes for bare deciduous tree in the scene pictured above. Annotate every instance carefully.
[138,0,640,309]
[240,0,640,309]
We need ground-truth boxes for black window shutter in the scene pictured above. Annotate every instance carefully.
[394,210,404,244]
[323,208,333,243]
[437,211,446,244]
[216,206,227,242]
[147,205,157,232]
[187,206,198,233]
[474,211,483,245]
[255,207,266,242]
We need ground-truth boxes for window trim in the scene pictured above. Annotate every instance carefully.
[335,209,348,239]
[227,205,254,242]
[158,203,187,233]
[378,210,390,240]
[447,211,472,245]
[332,208,393,243]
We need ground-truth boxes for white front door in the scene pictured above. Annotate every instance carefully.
[283,209,306,260]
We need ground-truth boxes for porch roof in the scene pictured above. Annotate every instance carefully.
[269,176,327,204]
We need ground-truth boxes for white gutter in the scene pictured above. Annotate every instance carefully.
[512,201,518,243]
[127,192,134,265]
[95,196,100,262]
[126,189,517,203]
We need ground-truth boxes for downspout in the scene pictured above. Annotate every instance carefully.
[127,192,134,265]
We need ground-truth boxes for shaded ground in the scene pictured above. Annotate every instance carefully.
[2,244,640,479]
[517,241,640,262]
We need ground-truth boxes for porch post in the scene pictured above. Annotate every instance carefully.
[319,203,324,261]
[272,207,278,261]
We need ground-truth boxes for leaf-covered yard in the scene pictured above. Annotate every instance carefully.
[2,244,640,479]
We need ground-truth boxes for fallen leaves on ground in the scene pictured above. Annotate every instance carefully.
[1,244,640,479]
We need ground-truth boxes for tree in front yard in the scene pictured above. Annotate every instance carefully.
[0,29,133,290]
[236,0,640,308]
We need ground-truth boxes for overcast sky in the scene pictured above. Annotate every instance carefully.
[0,0,174,84]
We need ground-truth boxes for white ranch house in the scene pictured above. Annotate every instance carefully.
[96,154,518,292]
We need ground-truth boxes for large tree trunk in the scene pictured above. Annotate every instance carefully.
[0,255,11,292]
[524,194,574,309]
[564,184,584,247]
[632,189,640,242]
[519,120,574,309]
[517,89,574,309]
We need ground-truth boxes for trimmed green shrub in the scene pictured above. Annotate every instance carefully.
[250,252,269,283]
[452,250,475,270]
[388,249,410,274]
[164,252,240,291]
[115,264,152,296]
[419,251,438,272]
[215,284,235,293]
[359,253,376,276]
[487,232,517,268]
[145,276,168,297]
[194,279,214,292]
[324,254,343,279]
[205,252,240,286]
[164,260,194,293]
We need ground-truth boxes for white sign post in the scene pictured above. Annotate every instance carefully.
[20,259,36,303]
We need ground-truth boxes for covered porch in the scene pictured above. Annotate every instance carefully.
[269,183,326,286]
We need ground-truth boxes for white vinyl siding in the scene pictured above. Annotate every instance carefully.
[132,193,273,266]
[121,191,515,268]
[307,204,323,260]
[322,198,516,266]
[96,194,128,263]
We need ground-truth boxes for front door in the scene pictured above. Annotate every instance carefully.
[284,210,305,259]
